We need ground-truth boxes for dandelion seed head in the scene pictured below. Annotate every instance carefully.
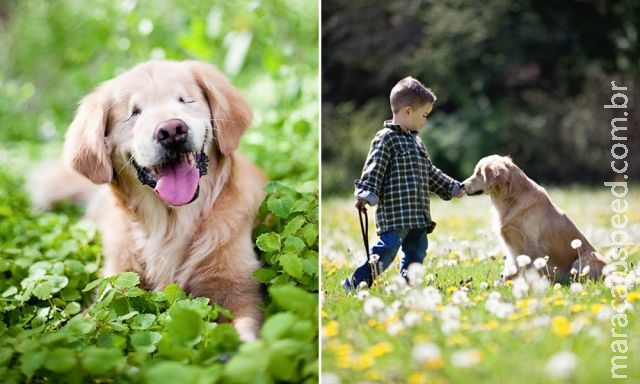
[363,297,385,317]
[451,349,482,368]
[406,263,426,286]
[544,351,578,379]
[570,239,582,249]
[533,257,547,270]
[570,268,578,275]
[516,255,532,267]
[581,265,591,276]
[412,342,441,364]
[570,283,583,293]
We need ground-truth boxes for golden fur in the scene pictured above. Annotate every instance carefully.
[33,60,266,341]
[462,155,607,282]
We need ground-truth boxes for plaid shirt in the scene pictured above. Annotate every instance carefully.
[354,122,461,234]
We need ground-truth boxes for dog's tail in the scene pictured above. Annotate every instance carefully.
[28,160,98,210]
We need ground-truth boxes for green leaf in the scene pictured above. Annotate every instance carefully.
[2,286,18,298]
[279,252,303,280]
[44,348,76,373]
[268,339,308,382]
[260,312,297,342]
[81,346,123,375]
[282,215,306,237]
[166,308,202,346]
[269,285,317,318]
[223,342,269,384]
[131,313,157,330]
[113,272,140,289]
[267,194,295,218]
[0,347,13,365]
[300,223,318,246]
[283,236,306,253]
[256,233,281,252]
[163,284,185,305]
[253,267,279,284]
[131,331,163,353]
[144,361,218,384]
[20,350,46,377]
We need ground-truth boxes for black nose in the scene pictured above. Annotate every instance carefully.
[155,119,189,148]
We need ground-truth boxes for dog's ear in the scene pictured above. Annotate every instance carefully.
[62,86,113,184]
[189,61,252,155]
[482,164,503,190]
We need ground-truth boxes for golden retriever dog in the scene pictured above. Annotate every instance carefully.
[33,60,267,341]
[462,155,607,282]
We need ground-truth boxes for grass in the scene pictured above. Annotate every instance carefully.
[321,186,640,383]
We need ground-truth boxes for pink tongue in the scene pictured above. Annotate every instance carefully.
[154,159,200,206]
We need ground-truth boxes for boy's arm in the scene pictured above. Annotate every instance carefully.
[427,159,463,200]
[354,133,391,206]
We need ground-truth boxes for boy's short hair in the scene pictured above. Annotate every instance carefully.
[390,77,437,114]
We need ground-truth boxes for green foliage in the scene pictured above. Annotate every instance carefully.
[0,0,318,382]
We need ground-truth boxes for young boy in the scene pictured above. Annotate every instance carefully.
[342,77,463,292]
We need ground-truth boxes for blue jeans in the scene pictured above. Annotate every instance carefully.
[351,228,429,288]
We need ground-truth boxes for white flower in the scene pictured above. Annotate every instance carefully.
[570,239,582,249]
[512,277,530,299]
[451,349,482,368]
[387,321,405,335]
[533,257,548,270]
[355,289,370,301]
[369,254,380,264]
[480,281,489,289]
[545,351,578,379]
[321,372,341,384]
[363,297,385,316]
[406,263,426,286]
[581,265,591,276]
[403,311,422,327]
[412,342,441,363]
[570,282,584,294]
[516,255,532,267]
[570,268,578,276]
[451,290,469,306]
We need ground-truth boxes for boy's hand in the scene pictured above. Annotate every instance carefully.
[355,199,368,212]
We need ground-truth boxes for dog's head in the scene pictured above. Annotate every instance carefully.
[62,60,251,206]
[462,155,516,196]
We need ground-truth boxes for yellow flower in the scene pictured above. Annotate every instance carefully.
[571,304,583,313]
[367,341,393,358]
[329,341,353,369]
[354,353,374,371]
[485,320,499,330]
[425,357,444,370]
[365,370,382,381]
[551,316,571,337]
[409,372,429,384]
[590,303,603,315]
[627,291,640,302]
[446,286,458,293]
[323,320,339,338]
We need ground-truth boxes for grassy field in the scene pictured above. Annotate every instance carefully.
[321,187,640,383]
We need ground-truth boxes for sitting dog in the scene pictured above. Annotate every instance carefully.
[31,60,267,341]
[462,155,607,282]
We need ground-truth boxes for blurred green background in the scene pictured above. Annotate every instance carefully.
[322,0,639,195]
[0,0,318,183]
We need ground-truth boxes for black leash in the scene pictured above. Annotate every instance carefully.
[358,207,370,259]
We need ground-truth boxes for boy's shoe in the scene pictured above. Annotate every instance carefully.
[341,277,356,293]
